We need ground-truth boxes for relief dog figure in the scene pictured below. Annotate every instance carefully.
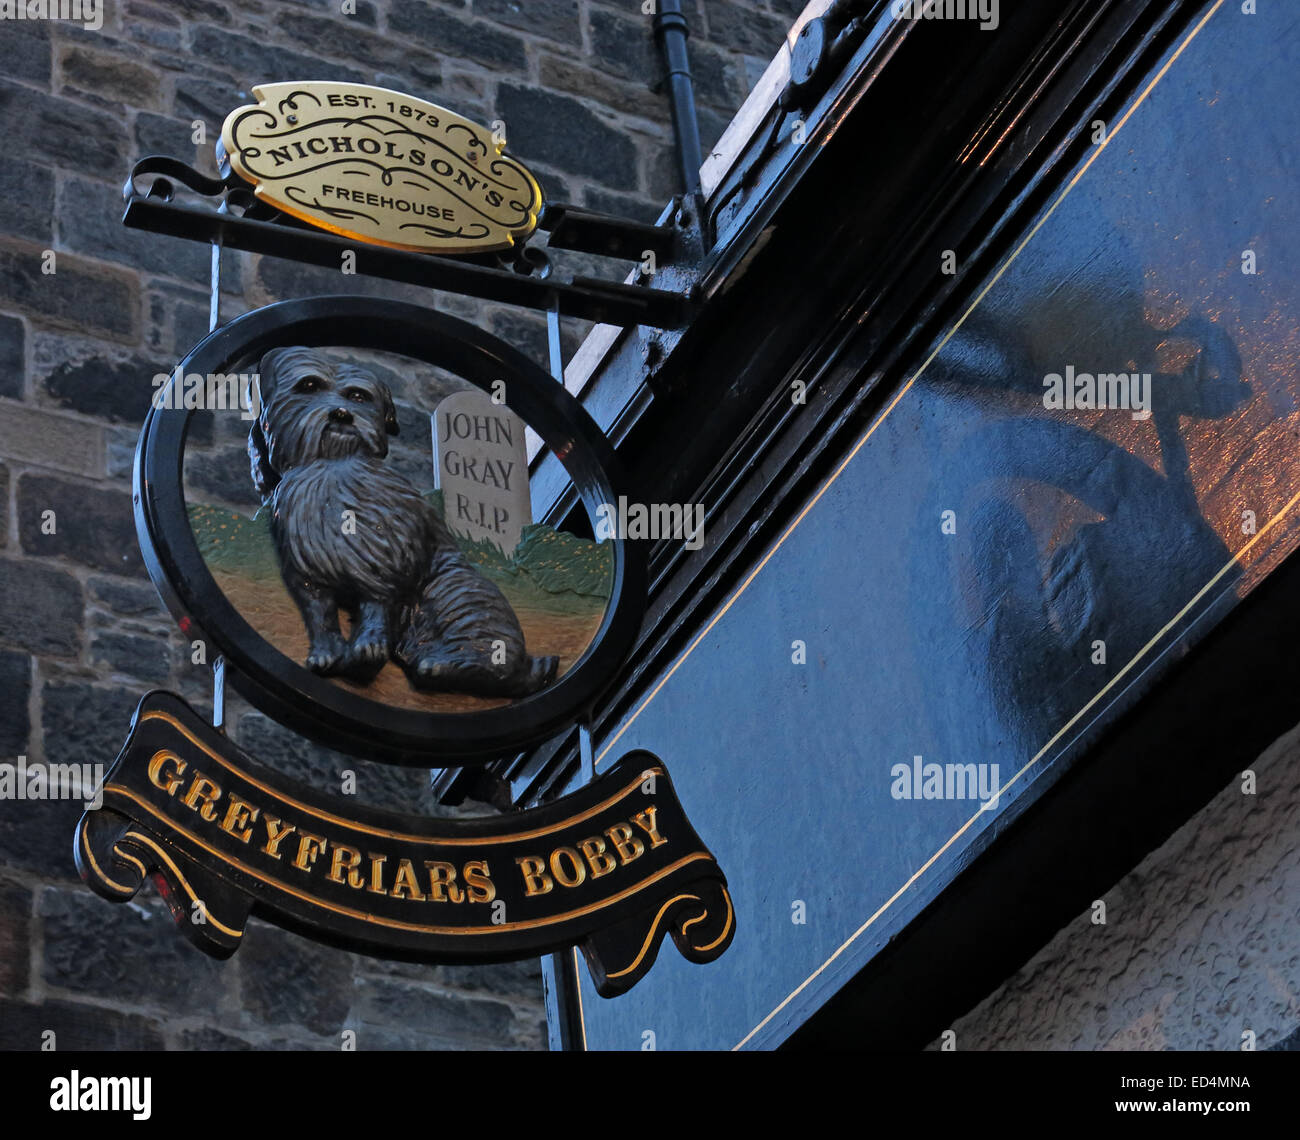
[247,346,557,698]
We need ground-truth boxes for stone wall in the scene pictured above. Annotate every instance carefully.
[935,721,1300,1051]
[0,0,804,1051]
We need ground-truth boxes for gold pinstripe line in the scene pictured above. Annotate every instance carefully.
[688,888,735,954]
[605,893,700,980]
[125,830,245,940]
[112,845,148,880]
[79,826,134,895]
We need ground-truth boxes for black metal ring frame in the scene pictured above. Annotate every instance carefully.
[135,296,646,766]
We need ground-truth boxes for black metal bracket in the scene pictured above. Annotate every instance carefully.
[780,0,876,113]
[122,157,695,329]
[538,202,677,263]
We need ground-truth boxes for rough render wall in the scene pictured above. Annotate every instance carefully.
[936,720,1300,1051]
[0,0,806,1050]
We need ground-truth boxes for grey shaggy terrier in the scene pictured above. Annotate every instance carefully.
[248,346,557,698]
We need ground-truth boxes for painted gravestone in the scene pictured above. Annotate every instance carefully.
[434,390,531,555]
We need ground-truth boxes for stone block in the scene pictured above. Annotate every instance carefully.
[0,997,166,1050]
[0,650,33,754]
[388,3,528,72]
[40,887,232,1015]
[0,241,138,341]
[496,84,638,191]
[18,475,144,577]
[0,559,83,656]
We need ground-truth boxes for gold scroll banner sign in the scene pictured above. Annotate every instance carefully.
[218,81,543,255]
[75,692,733,998]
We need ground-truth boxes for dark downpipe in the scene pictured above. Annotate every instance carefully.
[653,0,704,196]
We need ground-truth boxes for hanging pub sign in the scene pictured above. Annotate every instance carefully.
[76,87,732,999]
[218,82,543,254]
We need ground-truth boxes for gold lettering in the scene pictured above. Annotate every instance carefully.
[631,806,668,849]
[262,816,297,860]
[424,860,465,903]
[146,752,186,796]
[516,855,553,897]
[390,858,426,901]
[219,797,259,843]
[578,836,618,879]
[462,860,495,904]
[606,822,645,866]
[327,844,365,889]
[181,774,222,822]
[367,853,387,894]
[549,846,586,888]
[292,831,327,872]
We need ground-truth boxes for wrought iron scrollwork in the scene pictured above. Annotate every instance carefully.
[123,155,280,222]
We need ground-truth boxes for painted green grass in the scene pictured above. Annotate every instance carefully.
[187,491,612,602]
[188,502,279,580]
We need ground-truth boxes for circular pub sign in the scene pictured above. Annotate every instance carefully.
[134,296,645,765]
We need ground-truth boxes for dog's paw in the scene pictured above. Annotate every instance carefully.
[340,633,388,682]
[305,632,349,675]
[408,653,508,696]
[407,651,559,698]
[408,655,463,689]
[519,654,559,695]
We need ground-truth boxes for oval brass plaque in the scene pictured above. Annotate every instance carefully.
[218,81,543,255]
